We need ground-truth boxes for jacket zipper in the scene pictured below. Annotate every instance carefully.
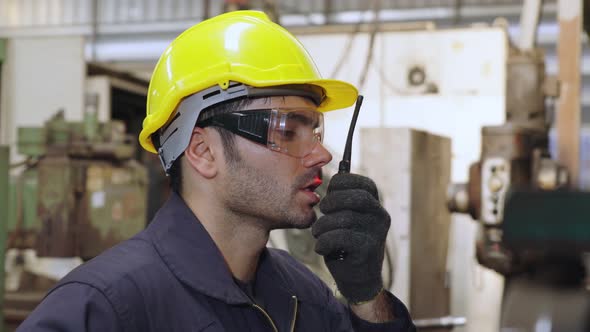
[252,303,279,332]
[289,295,298,332]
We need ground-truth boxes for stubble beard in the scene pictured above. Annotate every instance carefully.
[222,159,318,231]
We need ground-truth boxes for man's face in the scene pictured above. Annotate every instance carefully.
[216,96,332,230]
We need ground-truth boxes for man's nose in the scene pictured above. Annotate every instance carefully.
[302,142,332,168]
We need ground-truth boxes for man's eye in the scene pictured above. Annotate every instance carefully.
[313,132,322,142]
[280,130,296,140]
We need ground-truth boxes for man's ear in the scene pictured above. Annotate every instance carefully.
[184,127,218,179]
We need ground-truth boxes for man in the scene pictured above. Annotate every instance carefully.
[18,10,415,331]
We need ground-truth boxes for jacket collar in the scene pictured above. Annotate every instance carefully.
[145,192,295,305]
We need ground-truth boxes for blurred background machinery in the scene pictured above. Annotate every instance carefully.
[447,0,590,331]
[2,102,148,329]
[1,0,589,332]
[446,33,569,276]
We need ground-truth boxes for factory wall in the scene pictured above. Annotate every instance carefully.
[0,36,85,162]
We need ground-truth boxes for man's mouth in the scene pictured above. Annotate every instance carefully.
[302,175,323,192]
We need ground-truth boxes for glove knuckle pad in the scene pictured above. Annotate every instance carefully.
[314,230,349,255]
[328,174,378,198]
[320,190,379,214]
[312,211,366,237]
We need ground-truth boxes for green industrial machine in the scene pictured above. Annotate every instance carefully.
[4,107,147,328]
[8,109,147,258]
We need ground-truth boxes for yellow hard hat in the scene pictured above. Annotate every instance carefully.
[139,10,358,154]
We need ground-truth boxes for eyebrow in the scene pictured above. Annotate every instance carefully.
[237,108,321,128]
[287,112,320,127]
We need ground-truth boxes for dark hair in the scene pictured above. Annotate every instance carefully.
[166,97,258,194]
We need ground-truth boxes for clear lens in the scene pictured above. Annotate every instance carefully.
[267,109,324,157]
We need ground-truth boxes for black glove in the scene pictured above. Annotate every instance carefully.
[312,173,390,304]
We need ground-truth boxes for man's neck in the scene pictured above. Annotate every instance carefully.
[184,193,270,282]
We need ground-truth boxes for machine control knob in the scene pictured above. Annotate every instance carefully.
[488,176,504,193]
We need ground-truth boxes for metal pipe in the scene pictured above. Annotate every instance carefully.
[288,21,434,35]
[413,316,467,329]
[556,0,582,188]
[453,0,463,25]
[519,0,543,51]
[0,146,9,332]
[324,0,333,24]
[203,0,210,20]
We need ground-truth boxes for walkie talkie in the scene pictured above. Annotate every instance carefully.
[338,95,364,174]
[326,95,364,262]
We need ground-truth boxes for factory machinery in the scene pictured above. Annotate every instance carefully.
[1,98,147,330]
[447,28,590,332]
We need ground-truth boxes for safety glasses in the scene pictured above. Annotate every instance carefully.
[199,108,324,158]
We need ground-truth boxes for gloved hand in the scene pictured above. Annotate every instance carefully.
[312,173,390,304]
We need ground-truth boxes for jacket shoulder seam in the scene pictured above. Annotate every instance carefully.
[47,280,133,331]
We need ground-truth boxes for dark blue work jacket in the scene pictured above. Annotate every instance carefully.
[18,193,415,331]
